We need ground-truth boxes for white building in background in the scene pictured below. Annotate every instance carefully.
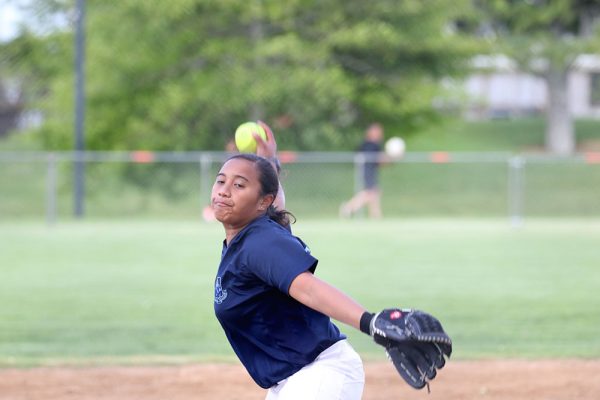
[464,54,600,119]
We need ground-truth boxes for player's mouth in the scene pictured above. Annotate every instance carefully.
[212,199,233,208]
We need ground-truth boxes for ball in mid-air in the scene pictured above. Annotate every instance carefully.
[235,122,267,153]
[385,137,406,158]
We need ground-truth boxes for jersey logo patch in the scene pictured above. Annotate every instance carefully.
[214,277,228,304]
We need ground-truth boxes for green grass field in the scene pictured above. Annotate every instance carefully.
[1,219,599,367]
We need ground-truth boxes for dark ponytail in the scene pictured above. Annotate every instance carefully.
[265,204,296,227]
[225,154,295,226]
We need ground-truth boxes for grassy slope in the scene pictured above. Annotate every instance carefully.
[405,117,600,151]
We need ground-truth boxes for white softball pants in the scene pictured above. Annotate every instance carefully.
[265,339,365,400]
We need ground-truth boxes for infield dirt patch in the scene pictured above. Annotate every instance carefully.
[0,360,598,400]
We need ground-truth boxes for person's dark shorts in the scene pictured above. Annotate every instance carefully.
[363,165,378,189]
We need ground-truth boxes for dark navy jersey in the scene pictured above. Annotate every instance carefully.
[213,215,345,389]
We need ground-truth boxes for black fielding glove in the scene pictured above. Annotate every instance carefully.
[360,309,452,391]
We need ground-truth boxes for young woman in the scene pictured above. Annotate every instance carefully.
[212,121,369,399]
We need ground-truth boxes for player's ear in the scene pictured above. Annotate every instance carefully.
[259,194,275,211]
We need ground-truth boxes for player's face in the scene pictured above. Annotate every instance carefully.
[211,158,268,228]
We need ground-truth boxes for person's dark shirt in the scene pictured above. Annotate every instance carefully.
[214,215,345,388]
[358,140,381,189]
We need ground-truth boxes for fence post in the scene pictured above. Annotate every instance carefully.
[46,153,58,226]
[508,155,525,227]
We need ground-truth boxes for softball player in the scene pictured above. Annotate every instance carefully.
[212,122,368,399]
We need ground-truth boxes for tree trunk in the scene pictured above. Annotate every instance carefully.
[544,67,575,155]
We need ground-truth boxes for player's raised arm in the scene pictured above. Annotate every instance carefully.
[254,120,285,210]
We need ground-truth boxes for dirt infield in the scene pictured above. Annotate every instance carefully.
[1,360,599,400]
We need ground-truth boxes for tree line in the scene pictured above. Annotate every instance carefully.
[1,0,599,154]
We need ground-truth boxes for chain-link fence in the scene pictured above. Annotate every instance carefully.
[1,151,599,224]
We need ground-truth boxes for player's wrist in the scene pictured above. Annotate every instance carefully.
[267,156,281,174]
[360,311,375,335]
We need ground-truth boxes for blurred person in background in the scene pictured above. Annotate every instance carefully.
[339,123,384,219]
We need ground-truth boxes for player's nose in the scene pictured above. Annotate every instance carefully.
[217,184,231,197]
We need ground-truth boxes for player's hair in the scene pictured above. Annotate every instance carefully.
[225,153,295,226]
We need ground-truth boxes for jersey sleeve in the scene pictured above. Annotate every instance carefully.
[246,227,318,294]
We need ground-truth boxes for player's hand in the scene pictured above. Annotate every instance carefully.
[254,121,280,174]
[254,120,277,159]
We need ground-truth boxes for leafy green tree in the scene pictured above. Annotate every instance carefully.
[477,0,600,155]
[6,0,479,151]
